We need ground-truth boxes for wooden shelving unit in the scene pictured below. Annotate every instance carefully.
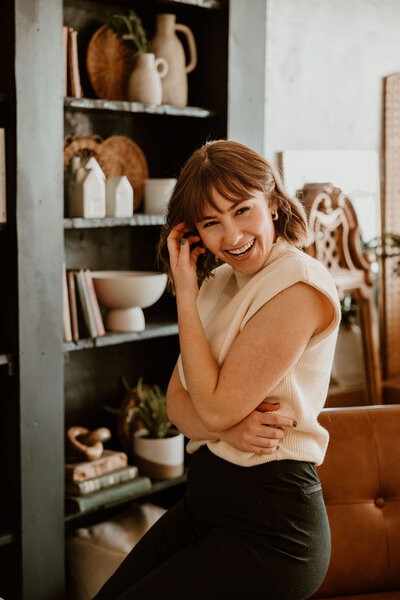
[3,0,229,596]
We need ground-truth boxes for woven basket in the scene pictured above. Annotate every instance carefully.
[86,24,134,100]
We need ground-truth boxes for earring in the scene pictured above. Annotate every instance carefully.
[272,211,279,221]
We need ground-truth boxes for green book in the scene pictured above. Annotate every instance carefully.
[65,475,152,514]
[74,268,98,338]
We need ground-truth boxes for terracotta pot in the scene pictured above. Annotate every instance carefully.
[149,14,197,107]
[127,53,169,104]
[133,429,184,479]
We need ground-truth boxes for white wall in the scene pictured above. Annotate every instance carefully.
[264,0,400,161]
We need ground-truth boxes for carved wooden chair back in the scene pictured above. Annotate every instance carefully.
[300,182,381,404]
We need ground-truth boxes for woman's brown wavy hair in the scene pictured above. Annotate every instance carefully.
[157,140,310,292]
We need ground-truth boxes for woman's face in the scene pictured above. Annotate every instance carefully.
[196,187,277,274]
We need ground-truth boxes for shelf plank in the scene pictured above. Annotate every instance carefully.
[160,0,222,8]
[0,532,16,547]
[63,321,179,352]
[64,97,216,119]
[64,214,165,229]
[65,472,187,523]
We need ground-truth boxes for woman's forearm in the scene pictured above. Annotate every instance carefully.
[167,378,218,441]
[176,292,223,431]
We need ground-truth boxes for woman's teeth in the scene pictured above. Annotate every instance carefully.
[225,239,255,256]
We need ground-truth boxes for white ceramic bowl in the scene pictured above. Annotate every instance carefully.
[91,271,168,332]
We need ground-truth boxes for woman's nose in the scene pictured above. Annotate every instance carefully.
[222,222,243,247]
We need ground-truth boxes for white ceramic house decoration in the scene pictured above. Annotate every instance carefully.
[105,176,134,218]
[68,156,106,218]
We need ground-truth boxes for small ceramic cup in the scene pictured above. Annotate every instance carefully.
[144,178,177,215]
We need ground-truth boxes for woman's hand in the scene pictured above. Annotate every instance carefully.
[167,222,206,296]
[218,402,295,454]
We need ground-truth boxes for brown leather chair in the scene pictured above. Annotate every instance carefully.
[313,405,400,599]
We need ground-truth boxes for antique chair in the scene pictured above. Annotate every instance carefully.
[301,183,382,404]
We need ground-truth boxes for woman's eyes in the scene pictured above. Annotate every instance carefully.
[202,207,250,228]
[236,206,250,216]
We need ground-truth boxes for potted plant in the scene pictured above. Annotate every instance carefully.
[107,376,184,479]
[110,10,168,104]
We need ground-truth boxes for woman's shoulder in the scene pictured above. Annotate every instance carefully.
[266,243,339,294]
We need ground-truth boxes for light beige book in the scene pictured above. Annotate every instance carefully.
[0,128,6,223]
[65,449,128,482]
[62,262,72,342]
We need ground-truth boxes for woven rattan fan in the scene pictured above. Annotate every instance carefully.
[86,24,134,100]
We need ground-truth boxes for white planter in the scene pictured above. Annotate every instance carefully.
[133,429,184,479]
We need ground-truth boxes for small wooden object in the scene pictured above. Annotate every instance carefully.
[67,426,111,461]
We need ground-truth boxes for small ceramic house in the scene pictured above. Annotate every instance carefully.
[68,156,106,218]
[105,176,134,218]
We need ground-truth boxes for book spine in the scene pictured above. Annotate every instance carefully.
[67,28,75,97]
[63,26,68,97]
[70,29,83,99]
[65,476,152,513]
[62,263,73,342]
[0,128,6,223]
[67,269,79,341]
[75,269,98,338]
[65,465,138,495]
[84,268,106,336]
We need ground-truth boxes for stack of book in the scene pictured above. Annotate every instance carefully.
[63,266,106,342]
[63,26,83,98]
[65,449,152,514]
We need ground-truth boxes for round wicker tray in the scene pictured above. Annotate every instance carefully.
[64,134,148,209]
[86,24,134,100]
[101,136,149,209]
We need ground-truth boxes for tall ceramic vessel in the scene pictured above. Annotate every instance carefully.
[149,14,197,107]
[127,53,169,104]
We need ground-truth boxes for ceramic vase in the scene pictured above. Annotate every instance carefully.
[133,429,184,479]
[149,14,197,107]
[127,53,169,104]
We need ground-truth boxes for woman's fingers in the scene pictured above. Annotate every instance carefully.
[260,412,296,428]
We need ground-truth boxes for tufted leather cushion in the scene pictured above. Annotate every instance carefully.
[313,406,400,598]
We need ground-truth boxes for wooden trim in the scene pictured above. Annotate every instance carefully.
[15,0,65,597]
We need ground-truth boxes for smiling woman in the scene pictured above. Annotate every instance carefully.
[93,140,341,600]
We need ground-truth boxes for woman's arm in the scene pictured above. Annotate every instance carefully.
[167,363,217,441]
[167,362,296,454]
[167,226,333,433]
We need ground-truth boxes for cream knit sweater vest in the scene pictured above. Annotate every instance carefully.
[177,237,341,466]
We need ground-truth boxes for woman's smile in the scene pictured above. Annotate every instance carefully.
[197,188,277,273]
[224,238,256,258]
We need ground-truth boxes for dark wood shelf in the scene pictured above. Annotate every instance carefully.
[64,97,216,119]
[64,214,165,229]
[0,532,16,547]
[63,321,179,352]
[65,472,187,524]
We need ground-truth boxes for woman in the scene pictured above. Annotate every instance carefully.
[94,140,340,600]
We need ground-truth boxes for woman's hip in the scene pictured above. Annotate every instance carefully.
[186,446,330,556]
